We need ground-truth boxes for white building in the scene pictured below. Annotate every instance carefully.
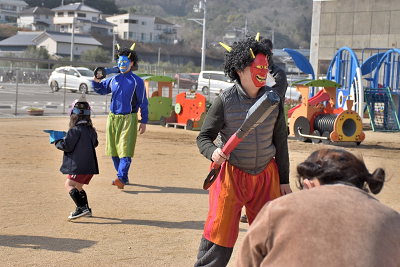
[105,13,178,43]
[32,31,102,58]
[0,0,28,24]
[18,6,54,31]
[51,2,114,36]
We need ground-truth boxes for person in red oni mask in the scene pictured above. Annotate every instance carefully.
[194,34,291,267]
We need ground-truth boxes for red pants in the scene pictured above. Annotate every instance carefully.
[203,159,281,247]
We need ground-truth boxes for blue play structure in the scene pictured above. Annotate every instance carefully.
[284,46,400,132]
[361,48,400,131]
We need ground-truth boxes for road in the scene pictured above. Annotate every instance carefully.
[0,82,218,118]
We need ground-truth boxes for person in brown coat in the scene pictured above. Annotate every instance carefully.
[236,148,400,267]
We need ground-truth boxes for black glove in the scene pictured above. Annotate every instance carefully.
[94,67,106,79]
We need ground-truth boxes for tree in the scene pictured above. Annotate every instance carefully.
[80,47,111,64]
[22,46,50,68]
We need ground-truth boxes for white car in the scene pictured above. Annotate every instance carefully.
[48,66,94,93]
[197,71,234,95]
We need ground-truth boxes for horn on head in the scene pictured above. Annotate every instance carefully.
[219,42,232,52]
[250,48,255,59]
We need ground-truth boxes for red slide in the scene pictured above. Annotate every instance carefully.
[288,90,330,118]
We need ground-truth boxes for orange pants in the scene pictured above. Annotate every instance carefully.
[203,159,281,248]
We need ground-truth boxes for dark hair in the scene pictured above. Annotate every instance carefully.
[222,35,272,82]
[296,148,385,194]
[114,45,138,63]
[69,114,93,128]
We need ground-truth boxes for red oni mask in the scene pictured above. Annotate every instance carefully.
[250,54,269,87]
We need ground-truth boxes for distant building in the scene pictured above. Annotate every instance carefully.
[105,13,178,43]
[310,0,400,76]
[0,30,102,58]
[32,30,102,58]
[0,0,28,24]
[222,27,249,45]
[0,31,41,52]
[18,7,54,31]
[51,2,114,36]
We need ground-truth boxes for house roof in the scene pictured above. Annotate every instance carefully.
[76,18,115,26]
[0,31,43,47]
[0,0,27,6]
[32,31,102,46]
[32,21,50,27]
[51,3,101,14]
[20,6,54,16]
[154,17,174,26]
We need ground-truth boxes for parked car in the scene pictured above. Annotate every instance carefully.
[48,66,94,93]
[174,73,199,90]
[197,71,233,95]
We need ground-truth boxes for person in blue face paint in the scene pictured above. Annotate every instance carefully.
[92,43,148,189]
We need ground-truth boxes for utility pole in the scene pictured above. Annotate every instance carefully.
[70,17,75,63]
[188,0,207,72]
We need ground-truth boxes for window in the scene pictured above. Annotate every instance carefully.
[57,12,64,17]
[124,32,128,39]
[92,17,97,22]
[77,13,86,18]
[156,25,161,30]
[68,12,74,17]
[45,15,48,19]
[34,14,40,19]
[142,21,146,25]
[141,33,146,41]
[124,19,138,24]
[60,25,65,31]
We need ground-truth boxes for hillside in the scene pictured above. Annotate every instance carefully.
[115,0,313,49]
[22,0,312,49]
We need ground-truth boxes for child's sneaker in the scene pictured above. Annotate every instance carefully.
[112,178,124,189]
[85,208,92,217]
[68,206,90,220]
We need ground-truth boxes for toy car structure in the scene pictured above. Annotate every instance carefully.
[288,79,365,145]
[160,91,206,130]
[137,74,176,122]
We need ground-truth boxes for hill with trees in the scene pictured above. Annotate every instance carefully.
[24,0,312,50]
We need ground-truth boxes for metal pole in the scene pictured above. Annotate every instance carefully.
[70,17,75,63]
[112,32,116,63]
[158,47,161,75]
[201,0,207,72]
[14,68,19,116]
[63,70,67,114]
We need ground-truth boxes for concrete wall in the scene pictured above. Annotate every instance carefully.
[310,0,400,76]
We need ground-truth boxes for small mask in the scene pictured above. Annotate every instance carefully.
[118,55,131,72]
[250,54,269,87]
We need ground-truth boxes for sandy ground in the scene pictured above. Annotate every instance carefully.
[0,115,399,266]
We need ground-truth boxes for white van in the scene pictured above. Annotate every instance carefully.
[197,71,234,95]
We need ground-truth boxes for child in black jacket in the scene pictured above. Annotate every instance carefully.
[54,94,99,220]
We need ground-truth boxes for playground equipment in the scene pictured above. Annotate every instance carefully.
[137,74,175,122]
[160,91,207,130]
[361,48,400,131]
[288,79,365,145]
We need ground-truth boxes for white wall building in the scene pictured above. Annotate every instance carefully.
[0,0,28,24]
[105,13,178,43]
[52,2,114,36]
[32,31,102,58]
[18,6,54,31]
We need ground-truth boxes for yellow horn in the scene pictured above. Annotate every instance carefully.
[128,53,131,58]
[116,44,120,50]
[130,43,136,50]
[255,32,260,42]
[219,42,232,52]
[250,48,255,59]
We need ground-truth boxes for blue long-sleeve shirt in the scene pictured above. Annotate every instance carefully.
[92,72,149,124]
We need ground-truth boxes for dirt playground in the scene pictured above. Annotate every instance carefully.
[0,115,399,266]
